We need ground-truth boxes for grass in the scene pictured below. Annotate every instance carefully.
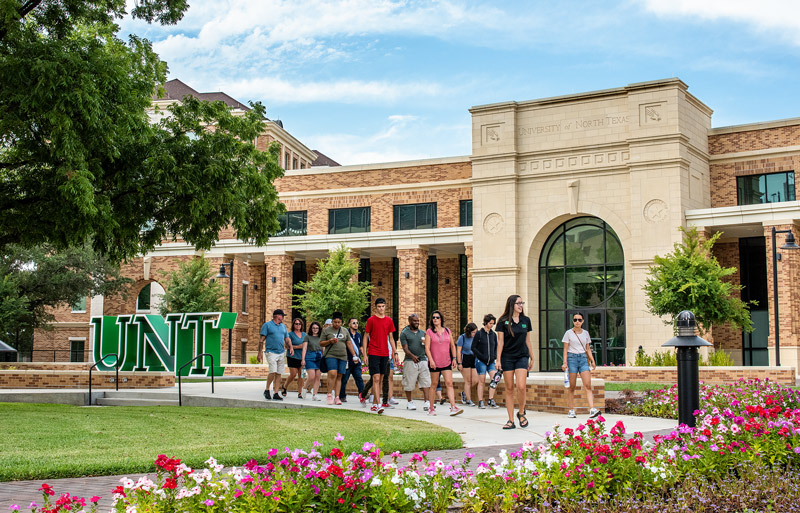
[604,382,671,392]
[0,403,462,481]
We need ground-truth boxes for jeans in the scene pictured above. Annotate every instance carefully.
[340,362,364,399]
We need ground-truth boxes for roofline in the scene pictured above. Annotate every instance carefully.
[709,116,800,136]
[285,155,471,176]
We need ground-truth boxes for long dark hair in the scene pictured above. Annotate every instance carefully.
[427,310,446,331]
[308,321,322,337]
[463,322,478,336]
[498,295,523,338]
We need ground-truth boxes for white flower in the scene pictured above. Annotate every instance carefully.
[391,473,402,485]
[370,477,382,487]
[205,457,218,467]
[120,478,134,489]
[125,506,137,513]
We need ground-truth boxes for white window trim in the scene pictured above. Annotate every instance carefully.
[71,297,87,313]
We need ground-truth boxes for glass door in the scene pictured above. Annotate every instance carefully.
[567,309,607,365]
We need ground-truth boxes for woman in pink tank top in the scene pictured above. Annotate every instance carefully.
[424,310,463,417]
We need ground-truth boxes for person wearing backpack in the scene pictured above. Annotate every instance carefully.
[472,314,499,409]
[424,310,463,417]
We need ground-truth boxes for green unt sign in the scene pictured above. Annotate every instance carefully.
[90,312,237,376]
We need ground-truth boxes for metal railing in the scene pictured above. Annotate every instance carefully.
[16,350,86,362]
[177,353,215,406]
[88,354,119,405]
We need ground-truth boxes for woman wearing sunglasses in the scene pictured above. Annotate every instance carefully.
[561,313,600,419]
[424,310,463,416]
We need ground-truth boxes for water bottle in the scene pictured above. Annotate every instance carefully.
[563,369,570,388]
[489,372,502,389]
[301,368,307,379]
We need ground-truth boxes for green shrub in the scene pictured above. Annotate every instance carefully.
[700,349,734,366]
[633,349,677,366]
[249,355,259,364]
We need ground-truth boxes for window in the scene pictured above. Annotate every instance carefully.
[292,157,298,170]
[71,296,87,313]
[737,171,795,205]
[70,339,85,362]
[460,200,473,227]
[136,283,151,311]
[241,283,248,314]
[284,153,290,170]
[240,340,248,364]
[393,203,437,231]
[275,211,307,237]
[328,207,371,234]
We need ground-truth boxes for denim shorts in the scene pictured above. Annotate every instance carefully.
[324,357,347,374]
[475,359,497,375]
[305,350,322,370]
[567,352,591,374]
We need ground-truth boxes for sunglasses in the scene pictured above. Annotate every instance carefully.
[432,315,441,319]
[515,301,525,305]
[573,318,583,322]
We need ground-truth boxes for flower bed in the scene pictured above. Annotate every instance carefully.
[15,379,800,512]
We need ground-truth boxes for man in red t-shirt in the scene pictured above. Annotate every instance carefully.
[364,297,398,413]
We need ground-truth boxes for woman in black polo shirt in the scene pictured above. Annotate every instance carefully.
[496,294,533,429]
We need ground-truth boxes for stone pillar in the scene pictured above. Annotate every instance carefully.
[764,223,800,369]
[397,246,429,326]
[264,252,295,329]
[465,244,474,323]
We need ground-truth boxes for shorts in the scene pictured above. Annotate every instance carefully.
[368,355,390,376]
[324,357,347,374]
[287,357,302,369]
[500,355,529,371]
[567,352,591,374]
[429,364,452,373]
[265,351,285,374]
[461,354,475,368]
[402,360,432,391]
[475,359,496,375]
[305,350,322,370]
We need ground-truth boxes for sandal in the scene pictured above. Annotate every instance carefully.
[281,387,287,397]
[517,411,529,428]
[502,420,516,430]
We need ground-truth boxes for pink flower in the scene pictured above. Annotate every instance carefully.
[9,505,19,511]
[268,448,278,457]
[89,496,101,503]
[587,481,595,489]
[334,433,344,442]
[598,455,607,464]
[204,499,215,506]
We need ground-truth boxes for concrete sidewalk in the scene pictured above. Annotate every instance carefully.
[0,382,678,510]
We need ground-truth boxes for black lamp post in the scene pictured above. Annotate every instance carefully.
[216,260,234,365]
[663,311,712,427]
[771,227,799,367]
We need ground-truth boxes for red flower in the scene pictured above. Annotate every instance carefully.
[338,498,345,504]
[39,484,55,496]
[331,448,343,459]
[89,496,101,503]
[162,478,178,490]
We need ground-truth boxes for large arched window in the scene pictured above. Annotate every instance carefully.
[539,217,625,370]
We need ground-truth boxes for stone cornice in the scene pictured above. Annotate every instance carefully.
[279,179,470,199]
[709,117,800,136]
[686,201,800,227]
[709,145,800,164]
[293,155,470,175]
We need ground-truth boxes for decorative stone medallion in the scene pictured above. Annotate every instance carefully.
[643,199,668,223]
[483,213,504,234]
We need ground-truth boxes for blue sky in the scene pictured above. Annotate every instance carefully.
[121,0,800,165]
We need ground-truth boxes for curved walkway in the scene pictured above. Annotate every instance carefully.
[1,382,678,509]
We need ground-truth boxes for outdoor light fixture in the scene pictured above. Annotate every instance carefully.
[771,227,799,366]
[271,276,276,283]
[216,260,234,365]
[404,272,410,278]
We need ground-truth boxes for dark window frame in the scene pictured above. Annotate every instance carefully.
[393,202,437,231]
[70,339,85,362]
[460,199,473,227]
[275,211,307,237]
[737,171,795,205]
[241,283,248,314]
[328,207,371,234]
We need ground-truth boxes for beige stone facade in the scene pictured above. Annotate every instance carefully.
[32,79,800,374]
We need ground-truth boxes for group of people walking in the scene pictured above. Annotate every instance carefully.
[258,294,600,428]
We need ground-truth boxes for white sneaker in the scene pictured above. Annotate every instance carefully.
[389,398,399,405]
[312,394,322,402]
[567,409,576,418]
[368,394,374,404]
[407,401,417,410]
[449,406,464,416]
[423,401,430,411]
[589,408,601,419]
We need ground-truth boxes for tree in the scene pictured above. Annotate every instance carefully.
[293,245,372,324]
[644,227,754,335]
[0,0,285,261]
[0,243,130,352]
[158,257,226,316]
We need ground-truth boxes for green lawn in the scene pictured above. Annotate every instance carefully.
[604,382,671,392]
[0,403,461,481]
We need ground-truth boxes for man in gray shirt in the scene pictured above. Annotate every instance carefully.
[400,313,431,411]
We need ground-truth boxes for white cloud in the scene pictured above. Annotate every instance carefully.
[303,115,470,165]
[640,0,800,45]
[219,78,442,104]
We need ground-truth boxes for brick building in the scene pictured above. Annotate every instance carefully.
[32,78,800,372]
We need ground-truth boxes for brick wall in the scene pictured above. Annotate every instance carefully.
[0,370,174,389]
[709,125,800,155]
[397,248,428,325]
[437,257,461,332]
[274,161,472,192]
[765,224,800,354]
[710,157,800,208]
[592,366,795,385]
[711,241,743,352]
